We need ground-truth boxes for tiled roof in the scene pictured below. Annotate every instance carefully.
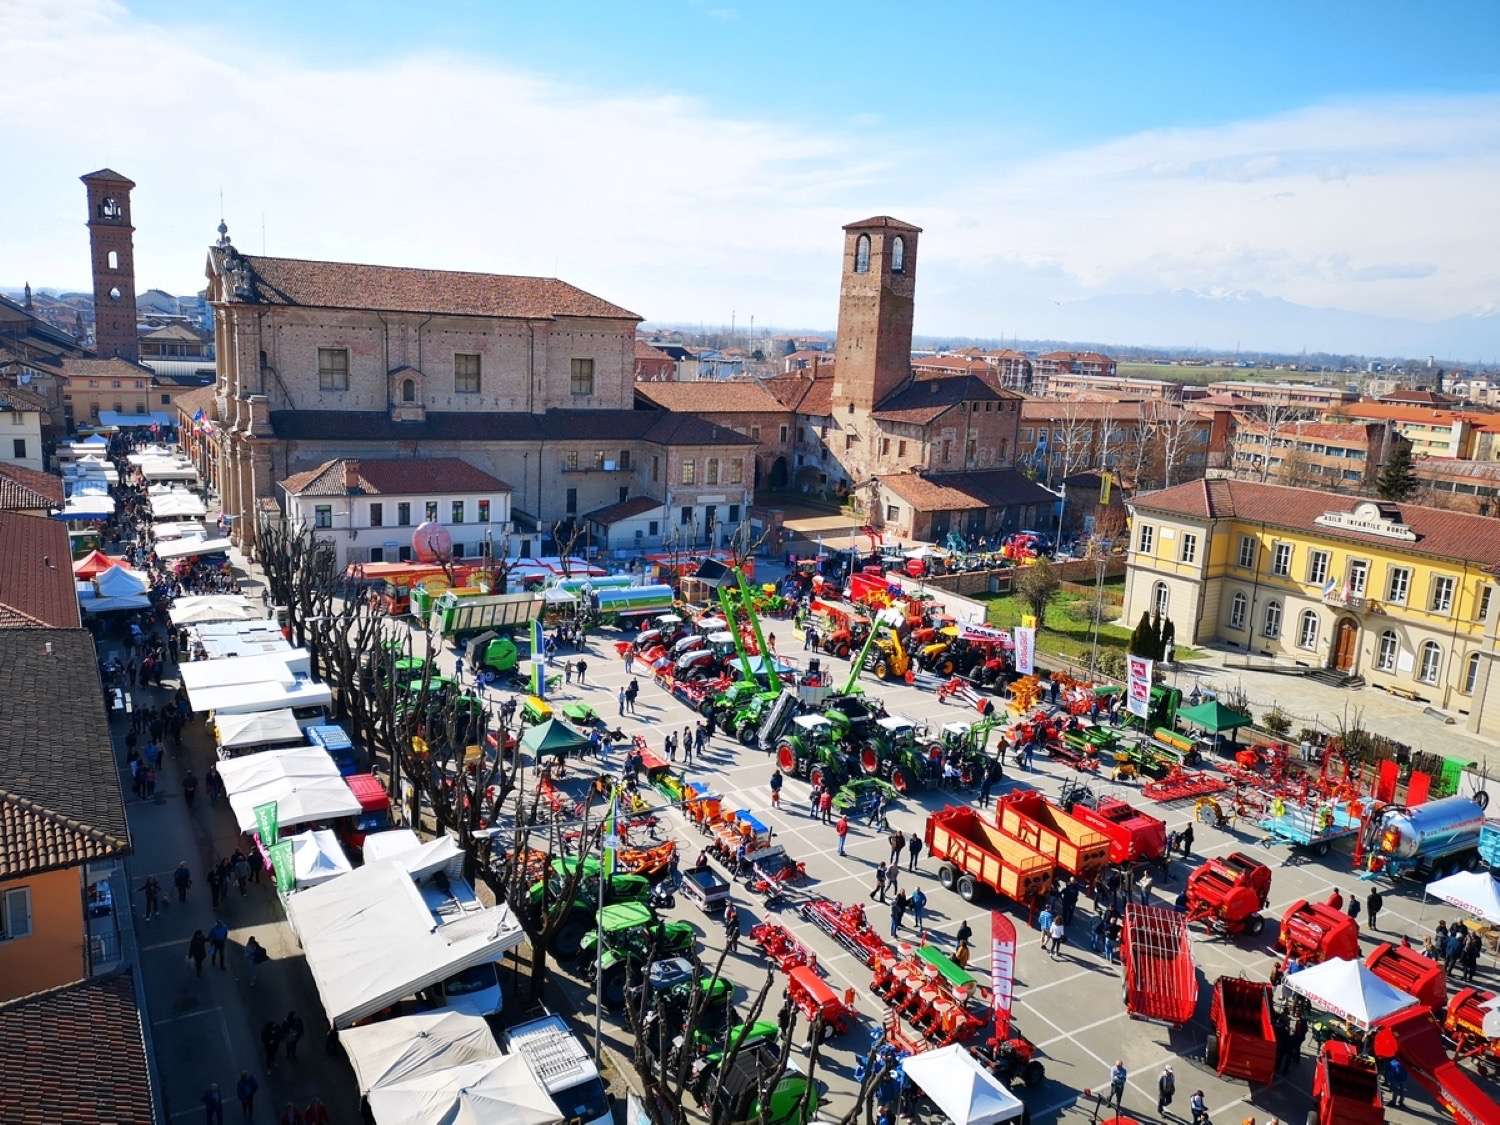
[0,970,156,1124]
[0,465,65,511]
[0,385,48,414]
[80,167,135,185]
[912,356,991,376]
[872,374,1018,425]
[1338,401,1500,432]
[1411,458,1500,484]
[281,457,511,497]
[0,512,80,628]
[634,340,674,362]
[173,385,217,419]
[58,356,154,381]
[765,372,835,416]
[584,496,664,524]
[0,629,130,878]
[843,215,922,232]
[225,251,640,321]
[635,381,787,413]
[879,469,1055,513]
[1234,420,1375,443]
[1379,389,1456,405]
[140,323,207,341]
[1131,478,1500,567]
[268,409,756,447]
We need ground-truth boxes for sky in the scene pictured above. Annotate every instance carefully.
[4,0,1500,358]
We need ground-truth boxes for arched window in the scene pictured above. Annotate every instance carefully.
[891,236,905,273]
[1376,630,1398,672]
[1297,610,1319,650]
[107,250,119,270]
[101,197,121,219]
[854,234,871,274]
[1152,581,1169,619]
[402,379,416,403]
[1228,591,1247,630]
[1262,600,1282,638]
[1464,652,1482,695]
[1418,641,1443,685]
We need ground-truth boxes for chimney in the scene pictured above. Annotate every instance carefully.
[343,460,361,494]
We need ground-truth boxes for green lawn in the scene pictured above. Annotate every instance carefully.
[976,586,1203,666]
[1117,363,1331,387]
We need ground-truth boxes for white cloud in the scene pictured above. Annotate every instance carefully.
[2,0,1497,353]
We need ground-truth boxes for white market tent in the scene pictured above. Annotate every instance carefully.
[217,745,360,833]
[181,650,311,692]
[215,708,305,751]
[156,536,233,561]
[288,828,353,889]
[365,1053,560,1125]
[363,829,465,880]
[1426,871,1500,926]
[339,1012,501,1097]
[900,1044,1026,1125]
[191,622,289,660]
[140,460,199,482]
[1286,958,1420,1029]
[78,564,152,614]
[193,677,333,717]
[57,494,116,520]
[154,520,211,541]
[169,595,260,626]
[151,491,208,520]
[285,860,525,1028]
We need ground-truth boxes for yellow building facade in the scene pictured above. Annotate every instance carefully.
[1123,479,1500,738]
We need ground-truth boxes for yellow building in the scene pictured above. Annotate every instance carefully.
[1123,479,1500,737]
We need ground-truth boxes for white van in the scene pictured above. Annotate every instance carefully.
[505,1014,611,1125]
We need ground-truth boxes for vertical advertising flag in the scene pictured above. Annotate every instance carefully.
[269,840,296,893]
[990,912,1017,1039]
[602,794,620,876]
[530,618,547,698]
[1014,626,1035,676]
[253,800,279,847]
[1127,655,1153,719]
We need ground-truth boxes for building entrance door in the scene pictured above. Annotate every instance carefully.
[1332,617,1358,673]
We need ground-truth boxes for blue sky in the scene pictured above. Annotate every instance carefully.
[6,1,1500,357]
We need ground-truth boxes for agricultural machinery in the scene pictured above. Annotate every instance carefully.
[1184,853,1272,937]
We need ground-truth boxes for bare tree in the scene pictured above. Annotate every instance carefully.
[1151,400,1198,488]
[552,519,586,578]
[1048,398,1094,486]
[1255,401,1307,482]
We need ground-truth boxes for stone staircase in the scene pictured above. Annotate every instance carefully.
[1304,667,1366,689]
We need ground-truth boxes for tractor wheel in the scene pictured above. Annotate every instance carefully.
[957,874,978,902]
[1022,1060,1045,1088]
[860,747,880,775]
[1204,1032,1219,1069]
[601,971,627,1011]
[938,864,957,890]
[890,766,913,795]
[874,660,890,680]
[1313,840,1331,858]
[809,764,829,791]
[551,916,589,960]
[776,745,798,775]
[1246,913,1267,936]
[700,698,716,717]
[739,723,758,747]
[834,643,850,659]
[938,659,955,676]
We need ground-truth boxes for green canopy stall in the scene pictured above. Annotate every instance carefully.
[520,717,590,761]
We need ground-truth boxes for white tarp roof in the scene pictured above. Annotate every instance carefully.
[154,520,210,541]
[58,495,116,519]
[217,745,359,832]
[285,861,525,1028]
[339,1012,501,1097]
[1286,958,1420,1029]
[181,650,311,692]
[366,1053,559,1125]
[191,622,290,660]
[215,708,304,750]
[193,677,332,717]
[363,829,465,880]
[156,536,233,561]
[98,409,175,428]
[901,1044,1025,1125]
[140,461,198,482]
[1426,870,1500,925]
[151,492,207,520]
[96,565,149,597]
[289,828,353,889]
[169,595,260,626]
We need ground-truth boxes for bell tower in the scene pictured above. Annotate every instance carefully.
[831,215,920,412]
[81,168,139,362]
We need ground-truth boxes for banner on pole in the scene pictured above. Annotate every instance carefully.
[253,800,279,847]
[1014,626,1035,676]
[530,620,547,699]
[990,912,1017,1039]
[1127,655,1153,719]
[959,622,1013,646]
[269,840,296,893]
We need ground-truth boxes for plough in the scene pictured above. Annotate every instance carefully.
[799,898,890,966]
[936,676,980,706]
[871,943,992,1047]
[748,854,809,902]
[618,841,676,878]
[750,920,816,971]
[1142,766,1228,802]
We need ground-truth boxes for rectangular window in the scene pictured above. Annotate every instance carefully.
[619,450,631,470]
[566,488,577,514]
[648,520,659,536]
[399,546,412,561]
[1348,559,1369,596]
[451,501,465,524]
[618,486,629,504]
[11,439,25,459]
[160,393,171,405]
[682,459,695,485]
[729,458,743,485]
[478,499,490,523]
[1479,585,1493,623]
[886,504,899,521]
[942,440,953,463]
[1237,536,1256,570]
[369,547,384,564]
[313,505,332,529]
[1137,524,1154,554]
[728,504,740,522]
[844,434,854,451]
[778,424,788,444]
[1431,575,1456,614]
[397,502,411,527]
[680,506,693,526]
[898,440,907,457]
[318,347,349,391]
[1229,595,1247,630]
[1021,428,1034,442]
[1180,533,1198,564]
[1272,543,1292,577]
[425,501,438,522]
[1,887,32,941]
[454,353,481,393]
[881,438,890,455]
[594,450,607,470]
[651,456,660,483]
[1386,566,1411,604]
[1308,550,1329,586]
[570,358,595,396]
[706,459,720,485]
[751,425,761,442]
[369,502,384,528]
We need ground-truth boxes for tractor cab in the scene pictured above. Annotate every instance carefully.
[671,633,707,658]
[875,715,919,751]
[793,713,836,747]
[938,720,975,752]
[707,631,739,662]
[674,650,718,679]
[695,615,729,637]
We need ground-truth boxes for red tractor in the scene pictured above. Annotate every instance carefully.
[1184,853,1271,936]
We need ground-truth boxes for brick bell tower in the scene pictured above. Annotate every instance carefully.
[831,215,921,412]
[81,168,139,362]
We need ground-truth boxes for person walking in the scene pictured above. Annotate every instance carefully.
[911,887,928,933]
[1138,870,1154,906]
[245,936,269,988]
[1049,914,1066,959]
[769,768,783,808]
[624,648,635,675]
[724,903,741,954]
[1156,1064,1176,1117]
[888,830,905,869]
[836,814,849,856]
[235,1072,258,1122]
[819,789,834,824]
[282,1010,304,1060]
[1188,1089,1209,1123]
[262,1018,284,1072]
[872,862,889,903]
[617,684,627,716]
[1108,1061,1128,1111]
[809,783,822,819]
[202,1083,225,1125]
[174,860,193,903]
[978,769,995,809]
[907,832,923,872]
[890,889,908,938]
[233,852,250,896]
[1366,888,1384,931]
[625,678,639,714]
[209,919,229,969]
[1178,823,1194,859]
[1463,930,1484,981]
[142,874,161,921]
[867,792,886,829]
[207,863,224,910]
[575,659,587,686]
[1038,903,1054,946]
[188,929,208,977]
[1387,1058,1408,1107]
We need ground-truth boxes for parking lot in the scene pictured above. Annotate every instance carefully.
[413,611,1498,1123]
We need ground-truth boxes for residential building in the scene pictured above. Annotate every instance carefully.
[1123,479,1500,736]
[1038,371,1176,399]
[58,355,182,428]
[81,169,139,362]
[0,292,89,429]
[1335,401,1500,461]
[1204,381,1357,410]
[1229,420,1391,491]
[763,369,839,491]
[1017,398,1212,489]
[782,349,835,375]
[279,457,515,568]
[582,494,687,551]
[877,470,1053,542]
[201,226,754,556]
[633,339,676,382]
[634,380,794,490]
[0,386,47,471]
[138,322,213,360]
[1410,458,1500,516]
[0,464,64,515]
[1379,388,1458,408]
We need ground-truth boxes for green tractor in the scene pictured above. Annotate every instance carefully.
[858,716,928,794]
[728,689,783,745]
[528,857,651,959]
[708,1044,821,1125]
[927,717,1001,786]
[774,714,856,791]
[580,902,697,1010]
[687,1020,782,1101]
[633,956,737,1061]
[708,679,762,727]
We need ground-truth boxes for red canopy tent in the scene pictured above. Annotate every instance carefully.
[73,550,133,578]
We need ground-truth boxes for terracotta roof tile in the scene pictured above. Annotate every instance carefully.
[80,167,135,185]
[57,356,155,381]
[634,381,787,414]
[843,215,922,232]
[765,372,835,416]
[173,385,217,420]
[1132,478,1500,568]
[0,970,156,1124]
[0,465,65,512]
[879,469,1055,512]
[280,457,511,497]
[584,496,664,524]
[872,373,1018,424]
[0,512,80,628]
[226,251,640,321]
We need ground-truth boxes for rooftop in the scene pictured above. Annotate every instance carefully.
[1337,400,1500,431]
[0,628,131,878]
[0,385,49,414]
[0,465,65,512]
[634,380,787,414]
[843,215,922,232]
[268,408,755,447]
[281,456,511,497]
[80,167,135,186]
[58,356,155,382]
[1233,419,1377,443]
[872,373,1018,425]
[765,371,835,416]
[0,512,81,628]
[583,495,664,525]
[879,468,1055,513]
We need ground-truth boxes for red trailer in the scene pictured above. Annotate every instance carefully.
[1065,794,1167,864]
[1310,1040,1385,1125]
[995,791,1112,883]
[1446,988,1500,1075]
[926,806,1054,907]
[1278,899,1360,965]
[1204,977,1276,1084]
[1121,904,1197,1026]
[1366,942,1447,1013]
[1184,853,1271,936]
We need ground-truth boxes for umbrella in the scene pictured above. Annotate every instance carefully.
[1176,699,1253,734]
[1426,870,1500,925]
[366,1053,560,1125]
[1285,957,1419,1029]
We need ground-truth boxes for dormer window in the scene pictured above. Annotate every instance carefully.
[891,236,905,273]
[854,234,871,274]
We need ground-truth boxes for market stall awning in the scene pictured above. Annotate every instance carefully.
[362,830,465,881]
[289,828,353,889]
[217,746,361,833]
[339,1012,501,1098]
[520,718,590,759]
[1177,699,1253,733]
[900,1044,1025,1125]
[215,708,304,751]
[365,1053,560,1125]
[95,565,149,597]
[1426,870,1500,925]
[155,536,232,561]
[150,492,208,520]
[55,495,116,520]
[73,550,132,579]
[98,410,175,428]
[1286,958,1419,1029]
[169,595,260,626]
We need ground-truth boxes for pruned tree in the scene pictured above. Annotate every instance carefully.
[1255,401,1308,482]
[1014,556,1061,629]
[724,517,771,575]
[552,518,586,578]
[1048,398,1094,486]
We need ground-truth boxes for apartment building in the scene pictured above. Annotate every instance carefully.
[1336,401,1500,461]
[1204,381,1358,410]
[1229,420,1391,490]
[1017,399,1211,488]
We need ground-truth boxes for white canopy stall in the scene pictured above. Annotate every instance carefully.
[56,494,117,521]
[1425,871,1500,926]
[900,1044,1026,1125]
[139,459,199,483]
[216,745,360,833]
[151,491,208,521]
[169,595,261,627]
[78,564,152,613]
[182,649,311,694]
[287,828,353,890]
[363,829,465,880]
[1285,958,1420,1029]
[154,520,211,542]
[156,536,233,561]
[339,1012,501,1097]
[284,861,525,1028]
[214,708,305,752]
[189,621,290,660]
[192,678,332,717]
[365,1054,559,1125]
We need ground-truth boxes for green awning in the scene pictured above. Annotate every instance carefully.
[520,717,591,758]
[916,943,974,988]
[1177,699,1252,733]
[1093,685,1125,696]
